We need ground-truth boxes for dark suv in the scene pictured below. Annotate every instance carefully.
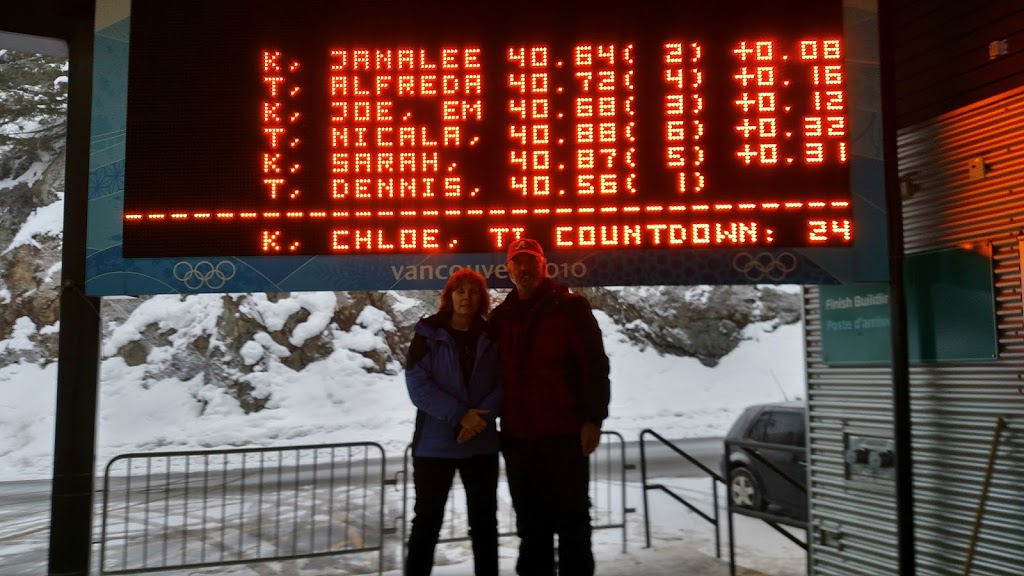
[720,401,807,521]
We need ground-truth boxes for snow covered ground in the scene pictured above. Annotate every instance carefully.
[0,475,806,576]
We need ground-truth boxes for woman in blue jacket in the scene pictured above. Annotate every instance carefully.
[404,268,502,576]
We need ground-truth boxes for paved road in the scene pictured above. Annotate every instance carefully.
[0,480,52,574]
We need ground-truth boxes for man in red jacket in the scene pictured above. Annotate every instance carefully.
[489,238,610,576]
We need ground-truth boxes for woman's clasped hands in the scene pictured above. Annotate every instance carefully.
[457,408,490,444]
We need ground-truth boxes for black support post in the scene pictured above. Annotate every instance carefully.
[47,1,99,575]
[878,2,916,575]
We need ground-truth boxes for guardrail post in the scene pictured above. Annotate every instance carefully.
[726,440,736,576]
[639,431,652,549]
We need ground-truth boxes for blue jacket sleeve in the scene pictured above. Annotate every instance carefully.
[405,332,470,427]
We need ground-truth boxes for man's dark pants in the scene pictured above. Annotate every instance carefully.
[406,453,499,576]
[502,435,593,576]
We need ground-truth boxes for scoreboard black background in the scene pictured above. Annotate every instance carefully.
[123,0,847,257]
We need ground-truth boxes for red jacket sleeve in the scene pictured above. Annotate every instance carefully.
[563,294,611,425]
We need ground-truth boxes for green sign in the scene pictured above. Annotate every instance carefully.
[820,247,997,364]
[820,284,892,364]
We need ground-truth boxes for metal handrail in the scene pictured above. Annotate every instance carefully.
[639,430,811,576]
[723,438,808,576]
[639,428,724,559]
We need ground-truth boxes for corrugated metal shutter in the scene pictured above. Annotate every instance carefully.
[806,85,1024,575]
[805,286,897,575]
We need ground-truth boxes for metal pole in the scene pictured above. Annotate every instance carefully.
[878,2,915,575]
[963,417,1007,576]
[711,478,720,559]
[639,432,651,548]
[45,2,100,575]
[617,433,628,554]
[725,442,736,576]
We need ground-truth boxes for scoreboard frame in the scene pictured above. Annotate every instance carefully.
[84,0,887,295]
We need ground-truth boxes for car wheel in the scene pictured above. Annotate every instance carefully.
[729,467,762,510]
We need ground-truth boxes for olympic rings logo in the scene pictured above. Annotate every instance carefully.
[172,261,236,290]
[732,252,799,281]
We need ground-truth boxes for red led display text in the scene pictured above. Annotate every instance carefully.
[122,3,854,257]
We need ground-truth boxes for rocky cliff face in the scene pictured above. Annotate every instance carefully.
[0,50,67,366]
[578,285,801,367]
[1,50,803,411]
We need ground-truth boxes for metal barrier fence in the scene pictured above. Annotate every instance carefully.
[99,442,392,575]
[398,430,632,570]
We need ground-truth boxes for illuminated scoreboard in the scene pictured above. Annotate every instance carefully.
[121,0,856,259]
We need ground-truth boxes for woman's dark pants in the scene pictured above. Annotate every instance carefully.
[406,453,499,576]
